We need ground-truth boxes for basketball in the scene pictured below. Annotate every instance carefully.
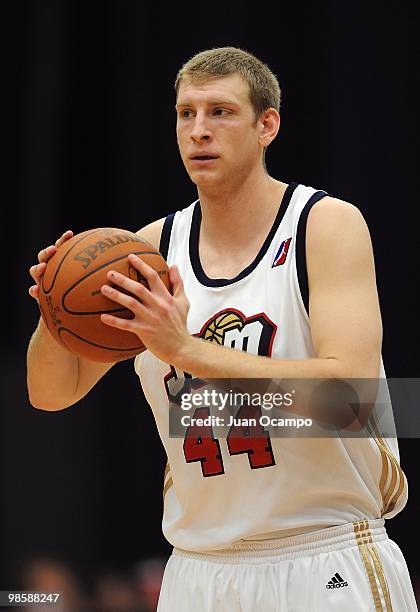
[38,228,171,362]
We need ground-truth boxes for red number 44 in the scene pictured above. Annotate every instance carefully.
[183,405,275,477]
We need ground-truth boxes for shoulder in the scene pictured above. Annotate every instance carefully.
[136,218,166,250]
[135,202,197,251]
[306,195,372,252]
[304,195,376,286]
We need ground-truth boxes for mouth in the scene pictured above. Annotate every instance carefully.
[190,155,218,160]
[189,155,219,165]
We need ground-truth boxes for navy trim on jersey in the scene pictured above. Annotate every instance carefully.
[296,190,329,315]
[159,213,175,260]
[189,182,299,288]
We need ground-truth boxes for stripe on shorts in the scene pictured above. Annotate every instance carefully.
[353,520,393,612]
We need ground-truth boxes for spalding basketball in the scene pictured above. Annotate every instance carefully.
[38,228,171,362]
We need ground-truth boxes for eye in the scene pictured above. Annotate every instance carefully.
[213,108,229,116]
[179,109,193,119]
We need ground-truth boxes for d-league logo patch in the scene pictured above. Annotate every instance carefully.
[272,237,292,267]
[326,572,349,588]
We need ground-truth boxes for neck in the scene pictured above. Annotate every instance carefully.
[196,170,287,250]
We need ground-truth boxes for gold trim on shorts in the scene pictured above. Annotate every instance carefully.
[354,520,393,612]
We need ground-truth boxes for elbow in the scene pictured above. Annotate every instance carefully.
[321,356,381,429]
[26,372,78,411]
[27,388,76,412]
[29,400,71,412]
[320,357,356,380]
[323,353,381,380]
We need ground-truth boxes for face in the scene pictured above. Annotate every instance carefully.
[175,73,264,190]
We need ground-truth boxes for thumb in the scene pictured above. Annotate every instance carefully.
[169,264,185,296]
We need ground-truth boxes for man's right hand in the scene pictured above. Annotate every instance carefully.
[28,230,73,301]
[26,218,165,410]
[26,227,116,410]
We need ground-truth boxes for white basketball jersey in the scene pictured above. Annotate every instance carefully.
[134,182,407,552]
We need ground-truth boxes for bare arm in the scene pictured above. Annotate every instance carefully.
[27,219,165,410]
[99,198,382,380]
[27,319,114,410]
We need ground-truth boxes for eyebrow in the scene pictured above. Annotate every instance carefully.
[175,100,240,108]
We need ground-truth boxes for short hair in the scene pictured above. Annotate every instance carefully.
[175,47,281,120]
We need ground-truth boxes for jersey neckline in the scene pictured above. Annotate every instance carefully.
[189,182,299,288]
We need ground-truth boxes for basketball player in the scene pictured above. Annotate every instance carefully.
[27,48,417,611]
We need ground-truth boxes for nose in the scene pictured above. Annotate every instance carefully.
[190,113,212,142]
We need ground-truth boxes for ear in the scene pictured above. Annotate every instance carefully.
[258,108,280,148]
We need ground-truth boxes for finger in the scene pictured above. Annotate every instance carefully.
[101,284,153,321]
[55,230,73,248]
[169,264,185,297]
[100,313,143,334]
[127,254,168,296]
[105,270,157,307]
[29,262,46,281]
[37,244,57,264]
[29,285,39,299]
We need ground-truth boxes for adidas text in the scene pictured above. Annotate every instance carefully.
[326,572,348,589]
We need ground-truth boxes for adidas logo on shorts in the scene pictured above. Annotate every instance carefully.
[326,572,349,589]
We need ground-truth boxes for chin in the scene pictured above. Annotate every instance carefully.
[189,171,220,189]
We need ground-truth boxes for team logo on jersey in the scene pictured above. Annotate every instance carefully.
[272,237,292,267]
[200,308,277,354]
[164,308,277,405]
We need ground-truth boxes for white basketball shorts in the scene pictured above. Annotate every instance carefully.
[157,519,417,611]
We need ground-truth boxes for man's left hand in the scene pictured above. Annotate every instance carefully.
[100,253,191,363]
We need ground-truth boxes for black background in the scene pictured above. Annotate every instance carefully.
[1,0,419,596]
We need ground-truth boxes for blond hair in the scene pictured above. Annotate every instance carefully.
[175,47,281,121]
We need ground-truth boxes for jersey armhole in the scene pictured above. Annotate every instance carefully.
[159,213,176,260]
[296,191,329,315]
